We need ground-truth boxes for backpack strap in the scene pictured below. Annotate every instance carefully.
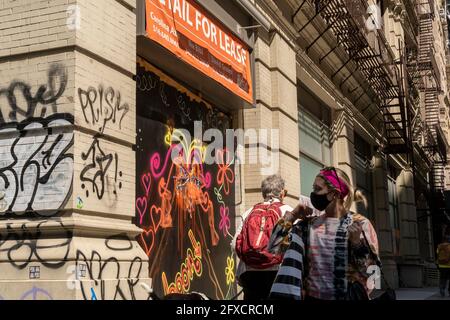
[250,202,270,212]
[243,202,281,225]
[253,201,284,218]
[267,201,284,218]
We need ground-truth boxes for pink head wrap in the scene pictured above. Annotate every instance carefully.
[318,168,349,198]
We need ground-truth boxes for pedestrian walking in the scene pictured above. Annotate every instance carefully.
[268,166,381,300]
[437,226,450,297]
[231,174,294,300]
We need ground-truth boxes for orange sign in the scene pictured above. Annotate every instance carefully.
[145,0,253,104]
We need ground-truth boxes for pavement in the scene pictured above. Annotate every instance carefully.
[393,287,450,300]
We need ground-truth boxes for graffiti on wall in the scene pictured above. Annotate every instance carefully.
[77,85,129,134]
[0,115,74,217]
[0,287,53,300]
[77,84,128,203]
[74,249,148,300]
[19,286,53,300]
[0,64,72,299]
[161,229,203,295]
[0,220,150,300]
[64,232,150,300]
[0,64,73,217]
[0,221,72,270]
[0,64,67,124]
[0,64,148,300]
[136,61,236,300]
[80,136,122,200]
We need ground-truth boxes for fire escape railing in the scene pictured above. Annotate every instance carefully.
[292,0,414,161]
[292,0,450,225]
[417,0,447,196]
[405,0,420,33]
[406,46,422,146]
[414,0,450,227]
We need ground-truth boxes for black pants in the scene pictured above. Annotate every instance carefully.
[439,268,450,293]
[239,271,278,300]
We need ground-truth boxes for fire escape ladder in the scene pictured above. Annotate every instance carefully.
[292,0,450,221]
[297,0,413,159]
[407,46,422,144]
[424,90,440,133]
[416,0,449,223]
[432,162,445,191]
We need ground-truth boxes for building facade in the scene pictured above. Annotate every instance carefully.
[0,0,151,300]
[0,0,449,299]
[251,0,450,288]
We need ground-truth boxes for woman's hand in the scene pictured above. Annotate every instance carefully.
[285,203,313,221]
[348,221,363,246]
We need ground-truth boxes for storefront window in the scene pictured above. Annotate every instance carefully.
[135,60,236,299]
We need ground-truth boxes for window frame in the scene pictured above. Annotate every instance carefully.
[298,104,333,196]
[387,173,401,256]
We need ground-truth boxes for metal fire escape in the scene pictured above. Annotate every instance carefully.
[416,0,448,225]
[407,45,425,146]
[293,0,415,163]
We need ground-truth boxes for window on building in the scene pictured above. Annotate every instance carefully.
[300,154,324,196]
[354,133,374,220]
[298,85,332,196]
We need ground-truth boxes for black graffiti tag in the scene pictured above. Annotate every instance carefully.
[78,86,129,134]
[105,233,133,251]
[0,114,74,217]
[0,64,67,124]
[0,221,72,270]
[80,137,122,200]
[76,250,149,300]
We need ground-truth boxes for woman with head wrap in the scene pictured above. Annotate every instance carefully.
[268,167,379,300]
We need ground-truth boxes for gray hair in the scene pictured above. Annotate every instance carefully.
[261,175,285,200]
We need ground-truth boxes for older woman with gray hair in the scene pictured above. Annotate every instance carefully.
[231,174,293,300]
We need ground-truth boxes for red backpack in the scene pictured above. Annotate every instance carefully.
[235,201,284,269]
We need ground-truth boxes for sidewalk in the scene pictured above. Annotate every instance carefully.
[394,287,450,300]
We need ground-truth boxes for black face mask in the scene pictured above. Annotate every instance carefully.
[310,192,331,211]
